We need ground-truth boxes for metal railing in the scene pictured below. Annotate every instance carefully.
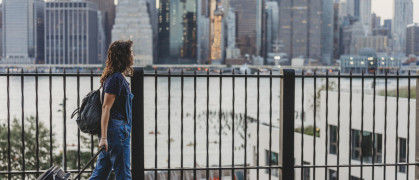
[131,68,294,180]
[0,67,418,180]
[0,69,102,179]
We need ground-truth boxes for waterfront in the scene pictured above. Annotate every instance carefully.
[0,73,414,170]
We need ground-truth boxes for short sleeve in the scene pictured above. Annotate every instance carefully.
[104,74,123,96]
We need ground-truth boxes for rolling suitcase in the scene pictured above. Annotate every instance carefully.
[36,146,105,180]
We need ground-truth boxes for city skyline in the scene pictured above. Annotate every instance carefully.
[0,0,417,23]
[371,0,418,23]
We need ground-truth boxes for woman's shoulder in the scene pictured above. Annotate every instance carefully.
[110,72,124,79]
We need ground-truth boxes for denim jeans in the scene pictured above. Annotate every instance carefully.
[90,92,133,180]
[89,119,131,180]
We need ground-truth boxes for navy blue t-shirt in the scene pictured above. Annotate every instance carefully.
[102,72,130,120]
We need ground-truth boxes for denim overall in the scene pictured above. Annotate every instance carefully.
[90,91,133,180]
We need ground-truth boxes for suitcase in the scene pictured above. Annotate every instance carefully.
[36,146,105,180]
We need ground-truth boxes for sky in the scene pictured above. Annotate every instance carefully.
[371,0,419,23]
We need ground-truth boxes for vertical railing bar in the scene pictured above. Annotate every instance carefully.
[360,70,364,179]
[301,70,305,180]
[384,70,388,180]
[21,68,25,180]
[219,69,223,179]
[349,71,352,179]
[193,70,197,180]
[77,69,81,179]
[7,68,11,180]
[181,70,184,180]
[90,69,94,170]
[77,69,81,178]
[395,70,399,180]
[280,69,295,180]
[269,69,272,180]
[372,70,376,180]
[131,67,145,179]
[49,68,53,167]
[313,70,317,180]
[244,70,248,180]
[257,69,260,180]
[407,70,411,180]
[168,69,171,180]
[206,70,209,180]
[337,70,341,179]
[325,70,329,180]
[35,68,40,177]
[155,69,158,179]
[63,68,67,171]
[232,69,236,180]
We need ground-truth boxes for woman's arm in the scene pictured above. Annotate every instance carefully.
[99,93,116,151]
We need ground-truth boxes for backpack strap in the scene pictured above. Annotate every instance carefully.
[99,86,103,104]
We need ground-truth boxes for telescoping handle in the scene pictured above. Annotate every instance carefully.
[73,146,106,180]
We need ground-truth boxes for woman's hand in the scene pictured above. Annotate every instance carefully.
[99,137,108,151]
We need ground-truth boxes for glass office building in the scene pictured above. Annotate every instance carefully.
[157,0,197,64]
[2,0,44,64]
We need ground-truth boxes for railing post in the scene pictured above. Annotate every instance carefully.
[280,69,295,180]
[415,70,419,179]
[132,67,144,179]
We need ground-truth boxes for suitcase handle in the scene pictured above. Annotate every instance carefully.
[73,146,106,180]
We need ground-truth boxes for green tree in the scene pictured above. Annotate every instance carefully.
[0,116,56,179]
[0,116,95,179]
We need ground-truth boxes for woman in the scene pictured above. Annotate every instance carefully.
[90,40,134,180]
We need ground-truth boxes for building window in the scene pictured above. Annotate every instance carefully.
[329,170,337,180]
[330,125,338,155]
[399,138,407,173]
[351,129,382,163]
[265,150,279,177]
[303,162,310,180]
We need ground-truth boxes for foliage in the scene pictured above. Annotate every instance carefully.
[378,86,416,98]
[144,65,154,70]
[310,80,337,113]
[0,116,95,179]
[0,116,56,179]
[294,125,320,137]
[189,110,257,150]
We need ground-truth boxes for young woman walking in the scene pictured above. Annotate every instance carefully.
[90,40,134,180]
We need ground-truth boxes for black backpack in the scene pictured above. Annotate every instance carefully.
[71,88,103,135]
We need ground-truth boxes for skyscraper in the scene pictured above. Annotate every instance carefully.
[359,0,371,33]
[383,19,392,37]
[278,0,322,63]
[45,1,104,64]
[393,0,413,54]
[406,23,419,56]
[346,0,360,19]
[322,0,334,65]
[230,0,263,57]
[85,0,115,49]
[2,0,44,64]
[113,0,153,66]
[265,1,279,54]
[371,13,381,31]
[197,0,210,64]
[157,0,197,64]
[210,9,223,62]
[225,7,241,59]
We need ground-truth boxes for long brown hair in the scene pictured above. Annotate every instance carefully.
[100,40,134,87]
